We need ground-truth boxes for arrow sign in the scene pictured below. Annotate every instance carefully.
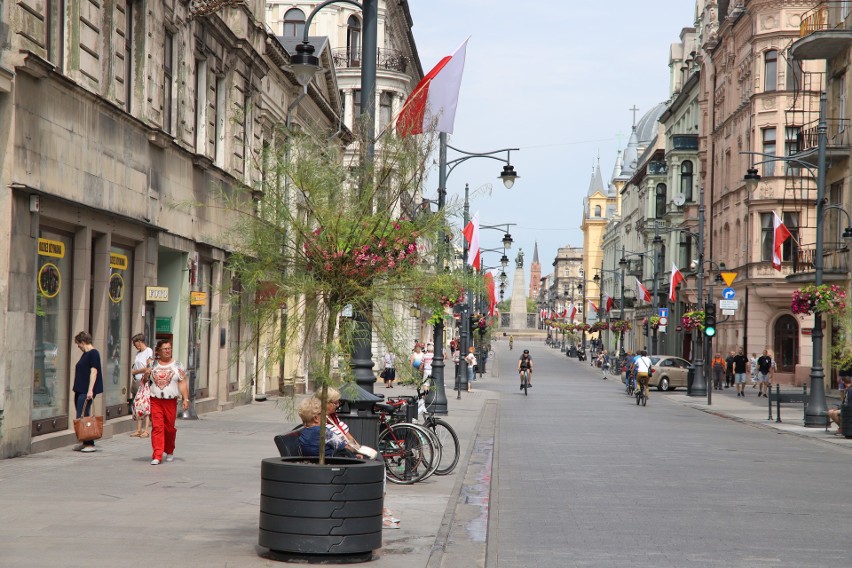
[722,287,736,299]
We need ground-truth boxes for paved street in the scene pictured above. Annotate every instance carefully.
[3,340,852,567]
[487,339,851,568]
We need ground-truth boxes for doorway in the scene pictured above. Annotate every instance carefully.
[773,315,799,373]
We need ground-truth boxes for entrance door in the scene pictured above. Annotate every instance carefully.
[773,315,799,373]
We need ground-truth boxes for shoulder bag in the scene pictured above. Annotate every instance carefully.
[73,400,104,442]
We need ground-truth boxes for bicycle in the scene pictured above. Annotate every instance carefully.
[375,402,440,484]
[520,368,530,396]
[626,371,635,396]
[635,376,648,406]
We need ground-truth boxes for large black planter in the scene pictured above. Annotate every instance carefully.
[258,456,384,562]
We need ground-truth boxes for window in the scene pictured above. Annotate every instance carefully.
[785,126,801,175]
[786,58,803,91]
[782,212,799,261]
[283,8,305,38]
[46,0,66,70]
[828,181,843,245]
[347,16,362,65]
[761,212,798,262]
[764,50,778,92]
[762,128,776,176]
[761,213,773,261]
[215,76,226,166]
[379,92,393,131]
[594,205,601,217]
[655,183,667,219]
[843,1,851,22]
[163,31,175,134]
[352,89,362,125]
[125,0,135,112]
[839,74,847,128]
[194,59,208,154]
[680,160,693,201]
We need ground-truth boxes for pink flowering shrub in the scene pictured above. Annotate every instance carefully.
[791,284,846,316]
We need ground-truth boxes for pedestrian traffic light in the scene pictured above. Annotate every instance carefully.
[704,302,717,337]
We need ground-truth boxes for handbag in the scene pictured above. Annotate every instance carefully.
[73,400,104,442]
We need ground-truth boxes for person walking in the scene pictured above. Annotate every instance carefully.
[72,331,104,453]
[130,333,153,437]
[381,351,396,389]
[464,346,477,392]
[711,352,726,390]
[724,351,736,388]
[732,348,750,397]
[147,339,190,465]
[421,343,435,382]
[749,352,759,388]
[755,350,774,397]
[410,344,423,380]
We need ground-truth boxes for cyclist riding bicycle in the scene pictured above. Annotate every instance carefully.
[518,349,533,389]
[634,350,653,400]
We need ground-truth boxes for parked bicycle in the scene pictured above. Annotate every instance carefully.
[374,401,440,484]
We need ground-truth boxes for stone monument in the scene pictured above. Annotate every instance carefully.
[509,248,528,329]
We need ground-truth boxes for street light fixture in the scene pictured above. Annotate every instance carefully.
[743,167,761,193]
[499,164,520,189]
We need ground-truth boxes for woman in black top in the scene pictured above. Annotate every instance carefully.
[72,331,104,452]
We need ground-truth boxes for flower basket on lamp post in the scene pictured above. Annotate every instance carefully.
[791,284,847,317]
[681,310,705,332]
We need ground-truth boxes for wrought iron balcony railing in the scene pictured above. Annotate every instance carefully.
[791,242,850,275]
[798,117,851,150]
[332,47,410,73]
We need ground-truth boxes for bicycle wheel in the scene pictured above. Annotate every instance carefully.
[642,389,648,406]
[414,422,442,481]
[429,418,460,476]
[523,371,528,396]
[379,423,433,484]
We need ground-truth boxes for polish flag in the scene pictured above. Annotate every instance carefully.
[397,39,469,137]
[635,278,651,303]
[772,212,793,271]
[589,301,599,314]
[560,308,568,319]
[462,211,480,270]
[604,294,614,314]
[569,304,577,321]
[669,263,685,303]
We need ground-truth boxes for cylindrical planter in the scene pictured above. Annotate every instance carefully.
[842,406,852,439]
[258,456,384,561]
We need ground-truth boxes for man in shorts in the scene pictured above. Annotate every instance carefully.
[755,349,774,398]
[733,348,750,397]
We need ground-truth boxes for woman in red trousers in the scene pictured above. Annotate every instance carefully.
[146,339,190,465]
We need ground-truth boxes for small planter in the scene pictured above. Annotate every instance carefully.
[259,456,385,562]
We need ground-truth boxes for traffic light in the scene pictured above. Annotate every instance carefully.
[704,302,717,337]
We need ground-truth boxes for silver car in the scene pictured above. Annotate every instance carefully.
[649,355,691,391]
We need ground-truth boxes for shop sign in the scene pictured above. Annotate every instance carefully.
[109,273,125,303]
[156,317,172,334]
[190,291,207,305]
[146,286,169,302]
[38,263,62,298]
[109,253,128,270]
[37,238,65,258]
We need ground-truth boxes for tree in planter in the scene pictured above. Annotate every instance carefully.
[220,124,450,464]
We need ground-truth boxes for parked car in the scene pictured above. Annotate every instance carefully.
[649,355,691,391]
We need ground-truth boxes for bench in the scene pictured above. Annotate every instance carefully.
[274,430,303,457]
[767,384,809,423]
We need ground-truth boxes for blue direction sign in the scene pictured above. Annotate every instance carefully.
[722,287,736,300]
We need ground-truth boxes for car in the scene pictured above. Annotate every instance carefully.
[648,355,691,391]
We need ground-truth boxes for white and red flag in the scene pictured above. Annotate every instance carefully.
[635,278,651,303]
[462,211,480,270]
[604,294,614,314]
[589,301,599,314]
[772,212,793,271]
[669,263,684,302]
[397,39,469,137]
[569,304,577,321]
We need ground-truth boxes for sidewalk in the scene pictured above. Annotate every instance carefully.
[665,385,852,449]
[0,375,497,568]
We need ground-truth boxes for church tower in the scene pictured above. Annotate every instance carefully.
[529,242,541,299]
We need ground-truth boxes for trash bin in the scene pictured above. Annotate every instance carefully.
[568,346,577,358]
[687,365,695,396]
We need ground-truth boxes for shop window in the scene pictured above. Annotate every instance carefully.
[33,230,74,435]
[105,244,133,418]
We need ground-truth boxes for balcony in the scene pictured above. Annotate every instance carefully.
[647,161,668,175]
[671,134,699,151]
[785,242,851,283]
[790,4,852,60]
[793,118,851,165]
[332,48,410,73]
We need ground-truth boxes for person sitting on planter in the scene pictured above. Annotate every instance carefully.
[297,398,360,457]
[828,376,852,436]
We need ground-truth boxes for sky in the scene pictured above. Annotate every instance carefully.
[407,0,698,298]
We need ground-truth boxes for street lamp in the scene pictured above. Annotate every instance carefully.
[428,140,520,411]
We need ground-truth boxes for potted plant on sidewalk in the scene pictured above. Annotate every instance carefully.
[220,124,448,560]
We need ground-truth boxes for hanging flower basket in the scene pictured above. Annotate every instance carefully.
[791,284,847,316]
[649,315,661,329]
[578,323,591,332]
[610,320,632,333]
[564,323,576,332]
[681,310,705,331]
[591,321,609,332]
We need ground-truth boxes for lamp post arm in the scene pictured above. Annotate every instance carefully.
[302,0,363,43]
[446,152,517,180]
[739,151,818,177]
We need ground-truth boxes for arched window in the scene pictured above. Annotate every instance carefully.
[594,205,602,217]
[347,16,362,65]
[764,50,778,92]
[655,183,667,219]
[283,8,305,38]
[680,160,693,201]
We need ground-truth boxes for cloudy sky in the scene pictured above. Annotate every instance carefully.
[407,0,698,298]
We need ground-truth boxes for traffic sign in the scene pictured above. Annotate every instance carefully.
[722,309,736,315]
[722,287,736,299]
[721,272,737,286]
[658,308,668,318]
[658,317,668,326]
[719,299,738,310]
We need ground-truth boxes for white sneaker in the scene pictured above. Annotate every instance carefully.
[72,444,85,452]
[150,459,160,465]
[164,453,174,462]
[80,446,96,453]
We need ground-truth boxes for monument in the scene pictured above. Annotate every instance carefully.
[509,249,528,329]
